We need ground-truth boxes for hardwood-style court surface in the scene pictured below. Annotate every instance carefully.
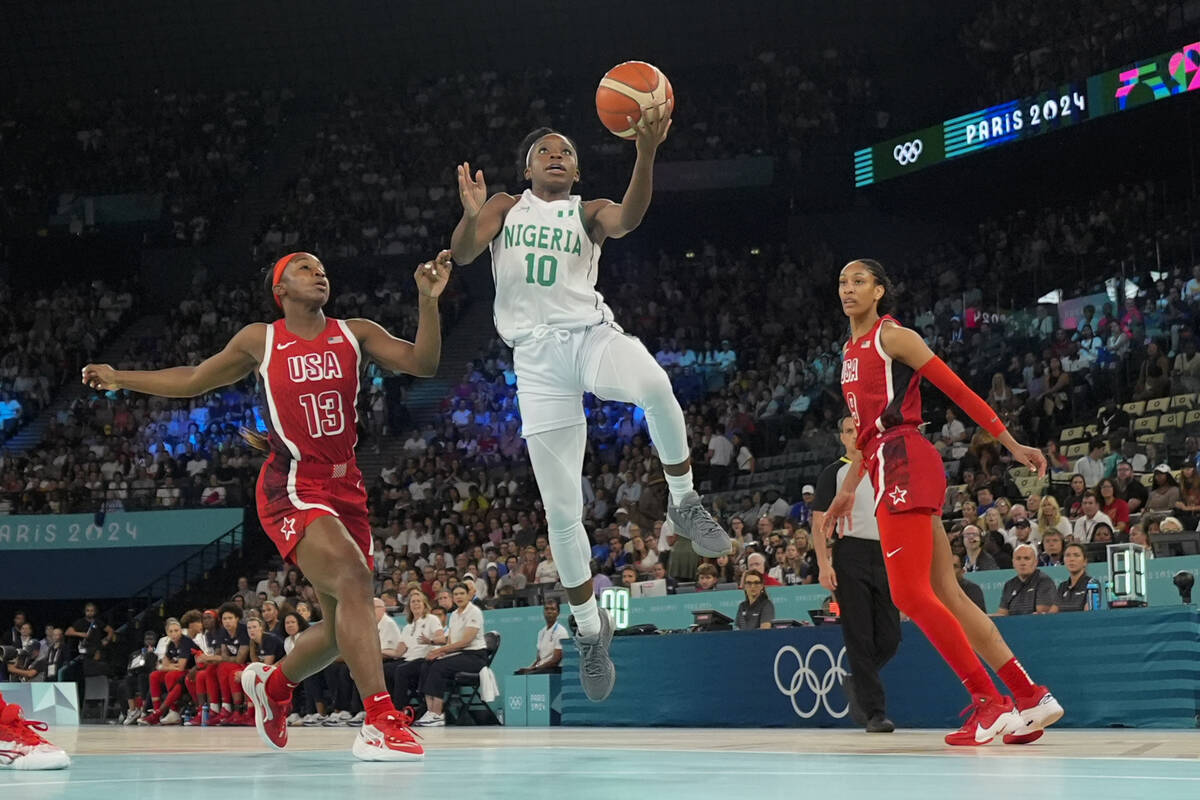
[5,726,1198,800]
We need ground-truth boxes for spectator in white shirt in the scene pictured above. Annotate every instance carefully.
[200,475,227,506]
[374,597,404,661]
[385,591,444,707]
[1073,439,1107,489]
[933,407,968,459]
[514,599,569,675]
[614,472,642,508]
[534,551,559,585]
[414,585,488,727]
[707,423,734,489]
[1072,492,1115,543]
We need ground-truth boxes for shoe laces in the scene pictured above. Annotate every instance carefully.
[956,695,997,726]
[577,640,610,680]
[376,707,422,740]
[0,703,50,747]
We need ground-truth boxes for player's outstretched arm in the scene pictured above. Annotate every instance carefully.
[881,322,1047,477]
[450,163,516,264]
[585,97,673,242]
[350,250,452,378]
[82,324,265,398]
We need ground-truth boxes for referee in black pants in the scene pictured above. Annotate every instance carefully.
[811,416,900,733]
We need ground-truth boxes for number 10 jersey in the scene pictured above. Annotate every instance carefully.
[489,189,614,347]
[258,316,361,466]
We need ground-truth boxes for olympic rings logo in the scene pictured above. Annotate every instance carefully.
[892,139,923,165]
[773,644,849,719]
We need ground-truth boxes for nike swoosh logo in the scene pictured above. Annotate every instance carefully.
[276,341,297,350]
[886,547,903,558]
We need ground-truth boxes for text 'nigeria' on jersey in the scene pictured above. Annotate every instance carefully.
[500,222,586,256]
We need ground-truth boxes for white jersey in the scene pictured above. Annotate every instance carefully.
[489,189,614,346]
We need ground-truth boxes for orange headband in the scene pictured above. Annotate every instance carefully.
[271,253,303,307]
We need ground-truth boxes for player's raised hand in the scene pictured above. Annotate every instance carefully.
[414,250,454,298]
[81,363,119,391]
[630,96,673,155]
[456,162,487,219]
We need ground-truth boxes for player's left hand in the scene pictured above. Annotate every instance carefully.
[631,97,673,155]
[1009,442,1048,478]
[414,250,453,298]
[821,490,855,540]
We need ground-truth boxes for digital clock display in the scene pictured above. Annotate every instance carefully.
[854,40,1199,188]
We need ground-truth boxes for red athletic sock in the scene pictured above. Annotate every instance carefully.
[363,691,397,723]
[998,657,1039,702]
[265,666,298,702]
[877,508,1002,701]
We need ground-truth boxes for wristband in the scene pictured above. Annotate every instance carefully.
[919,356,1007,438]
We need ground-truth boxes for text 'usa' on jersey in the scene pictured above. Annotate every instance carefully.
[258,317,362,465]
[840,315,923,453]
[489,189,615,346]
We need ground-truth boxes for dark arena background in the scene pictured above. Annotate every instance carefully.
[1,1,1199,796]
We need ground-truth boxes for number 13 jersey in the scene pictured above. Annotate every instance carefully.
[258,317,361,465]
[489,189,614,347]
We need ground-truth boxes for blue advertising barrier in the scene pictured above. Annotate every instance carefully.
[560,606,1200,729]
[473,554,1200,724]
[0,682,80,726]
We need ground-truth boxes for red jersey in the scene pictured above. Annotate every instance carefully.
[840,315,923,453]
[258,317,362,466]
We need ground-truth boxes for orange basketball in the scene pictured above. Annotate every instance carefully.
[595,61,674,139]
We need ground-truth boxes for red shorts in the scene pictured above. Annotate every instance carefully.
[865,427,946,515]
[256,455,374,570]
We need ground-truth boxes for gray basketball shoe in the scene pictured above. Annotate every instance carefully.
[573,609,615,702]
[667,491,733,557]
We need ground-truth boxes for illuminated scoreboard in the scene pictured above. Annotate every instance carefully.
[854,40,1200,188]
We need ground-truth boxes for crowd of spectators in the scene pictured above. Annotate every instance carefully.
[0,257,467,515]
[252,48,885,261]
[2,89,285,244]
[956,0,1181,105]
[0,278,134,450]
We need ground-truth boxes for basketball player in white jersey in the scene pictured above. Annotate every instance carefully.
[450,101,731,701]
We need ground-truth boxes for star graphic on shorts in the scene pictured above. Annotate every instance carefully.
[888,486,908,505]
[280,517,297,541]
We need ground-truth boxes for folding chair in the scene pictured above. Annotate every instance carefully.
[445,631,502,725]
[82,675,110,722]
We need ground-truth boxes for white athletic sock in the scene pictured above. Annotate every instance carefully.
[665,469,695,506]
[222,702,232,712]
[209,703,220,712]
[571,596,602,637]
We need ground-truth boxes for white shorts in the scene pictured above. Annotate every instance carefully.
[513,322,648,437]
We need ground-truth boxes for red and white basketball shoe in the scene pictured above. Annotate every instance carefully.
[0,698,70,770]
[352,708,424,762]
[944,694,1023,746]
[1003,687,1064,744]
[241,663,290,750]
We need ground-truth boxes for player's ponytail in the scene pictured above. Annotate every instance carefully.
[852,258,896,316]
[239,426,271,453]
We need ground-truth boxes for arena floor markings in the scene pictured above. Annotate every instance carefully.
[5,727,1197,799]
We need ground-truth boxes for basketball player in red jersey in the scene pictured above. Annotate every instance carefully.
[825,259,1063,746]
[81,249,452,761]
